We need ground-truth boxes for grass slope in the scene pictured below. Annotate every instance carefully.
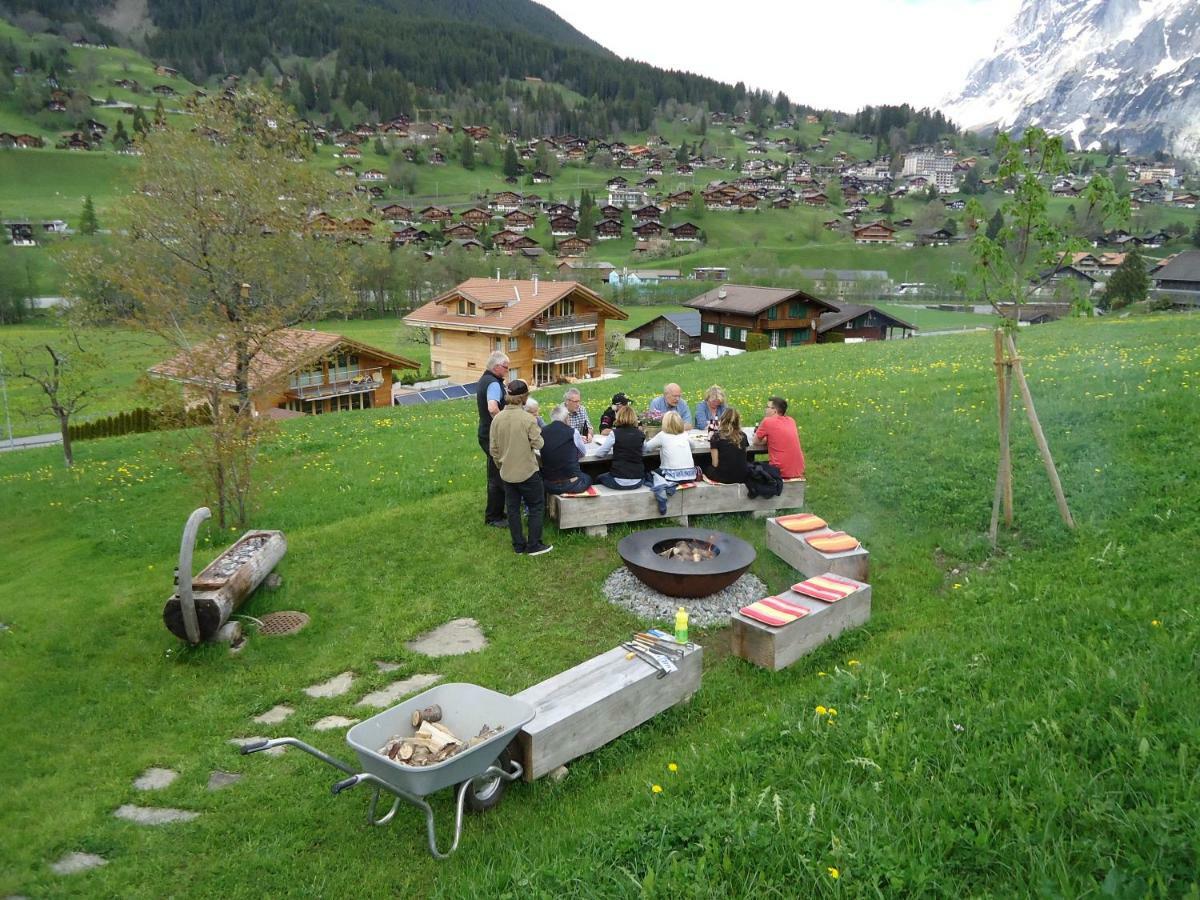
[1,315,1198,896]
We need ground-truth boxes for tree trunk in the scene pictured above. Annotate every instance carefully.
[57,412,74,468]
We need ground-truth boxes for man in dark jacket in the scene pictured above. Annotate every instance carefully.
[477,351,509,527]
[540,403,592,495]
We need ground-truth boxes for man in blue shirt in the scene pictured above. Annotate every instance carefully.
[647,382,692,427]
[477,351,510,527]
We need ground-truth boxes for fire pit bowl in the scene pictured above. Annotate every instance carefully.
[617,528,756,599]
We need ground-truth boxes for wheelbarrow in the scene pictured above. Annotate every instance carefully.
[239,683,535,858]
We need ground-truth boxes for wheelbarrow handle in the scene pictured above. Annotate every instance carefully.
[332,775,361,796]
[239,739,271,755]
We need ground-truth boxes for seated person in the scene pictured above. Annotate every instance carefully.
[646,382,693,427]
[754,396,805,479]
[598,392,631,435]
[643,411,697,512]
[525,397,546,428]
[540,403,592,495]
[701,408,750,484]
[594,404,646,491]
[694,384,728,434]
[563,387,593,442]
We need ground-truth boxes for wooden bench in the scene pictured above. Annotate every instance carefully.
[513,643,702,781]
[548,479,806,537]
[730,577,871,670]
[765,517,869,582]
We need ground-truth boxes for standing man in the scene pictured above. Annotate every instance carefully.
[477,350,509,527]
[754,396,805,479]
[648,383,693,427]
[540,404,592,496]
[490,380,553,556]
[563,387,593,442]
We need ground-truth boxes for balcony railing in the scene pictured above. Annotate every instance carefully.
[533,340,598,363]
[288,367,384,400]
[531,313,598,333]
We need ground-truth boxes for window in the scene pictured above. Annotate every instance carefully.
[508,336,519,351]
[739,328,748,342]
[508,368,519,381]
[587,356,596,371]
[706,323,716,334]
[793,327,811,344]
[723,326,732,339]
[457,298,475,316]
[789,301,802,318]
[433,361,444,376]
[433,330,443,346]
[767,306,778,320]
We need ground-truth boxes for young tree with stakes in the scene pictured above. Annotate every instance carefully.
[962,128,1127,545]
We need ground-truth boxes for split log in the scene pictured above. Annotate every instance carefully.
[163,531,287,641]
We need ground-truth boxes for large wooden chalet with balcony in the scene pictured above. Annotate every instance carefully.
[148,329,420,416]
[685,284,838,359]
[403,277,626,386]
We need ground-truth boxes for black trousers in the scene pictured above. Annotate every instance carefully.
[480,436,506,523]
[504,472,545,553]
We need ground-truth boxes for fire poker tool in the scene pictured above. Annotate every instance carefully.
[621,642,675,677]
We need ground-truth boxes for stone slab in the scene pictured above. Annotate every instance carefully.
[50,852,107,875]
[207,771,242,791]
[133,767,178,791]
[312,715,359,731]
[229,736,287,756]
[765,519,870,582]
[730,578,872,671]
[303,671,355,699]
[253,704,294,725]
[113,804,200,826]
[356,673,442,709]
[405,618,488,657]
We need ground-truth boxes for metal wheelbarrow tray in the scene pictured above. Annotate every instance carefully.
[240,683,535,858]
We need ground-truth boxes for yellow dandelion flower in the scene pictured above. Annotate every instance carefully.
[828,708,837,716]
[848,659,860,666]
[668,762,678,773]
[815,705,827,715]
[818,671,828,677]
[1151,619,1161,627]
[827,867,840,879]
[651,784,663,794]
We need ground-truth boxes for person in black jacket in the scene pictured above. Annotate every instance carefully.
[701,407,750,484]
[593,404,647,490]
[540,404,592,495]
[476,351,510,526]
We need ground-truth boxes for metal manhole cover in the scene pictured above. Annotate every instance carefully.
[258,611,310,637]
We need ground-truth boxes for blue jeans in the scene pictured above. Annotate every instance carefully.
[504,472,545,553]
[544,472,592,495]
[596,473,642,491]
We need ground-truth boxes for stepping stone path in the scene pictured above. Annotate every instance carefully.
[253,704,294,725]
[357,673,441,709]
[113,805,199,826]
[303,671,355,699]
[50,852,107,875]
[207,771,242,791]
[375,660,402,673]
[133,767,178,791]
[405,618,488,657]
[229,736,287,756]
[312,715,359,732]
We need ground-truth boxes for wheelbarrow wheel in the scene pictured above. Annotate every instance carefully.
[461,743,516,814]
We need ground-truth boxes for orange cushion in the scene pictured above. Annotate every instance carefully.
[701,473,734,486]
[561,486,599,498]
[792,573,860,602]
[674,481,697,490]
[806,531,860,554]
[783,476,806,483]
[740,595,810,628]
[775,513,827,533]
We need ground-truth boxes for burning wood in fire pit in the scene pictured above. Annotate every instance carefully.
[658,539,716,563]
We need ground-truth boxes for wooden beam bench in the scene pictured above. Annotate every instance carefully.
[730,577,871,671]
[513,643,702,781]
[765,516,870,582]
[548,479,806,537]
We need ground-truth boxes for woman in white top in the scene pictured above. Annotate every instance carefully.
[643,411,697,483]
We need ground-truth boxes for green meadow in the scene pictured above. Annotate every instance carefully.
[1,315,1197,896]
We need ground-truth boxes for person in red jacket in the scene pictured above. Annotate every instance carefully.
[754,396,805,479]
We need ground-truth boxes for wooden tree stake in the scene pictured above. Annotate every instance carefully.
[989,330,1015,545]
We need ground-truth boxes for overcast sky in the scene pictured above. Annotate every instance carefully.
[537,0,1023,114]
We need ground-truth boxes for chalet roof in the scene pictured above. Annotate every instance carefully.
[627,311,701,339]
[1152,250,1200,283]
[148,328,419,391]
[404,278,627,333]
[685,284,837,317]
[817,303,915,333]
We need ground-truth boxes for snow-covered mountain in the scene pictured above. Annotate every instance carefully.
[943,0,1200,160]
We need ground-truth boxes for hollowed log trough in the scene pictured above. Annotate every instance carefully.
[163,530,286,642]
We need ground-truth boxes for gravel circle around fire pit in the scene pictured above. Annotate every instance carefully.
[602,567,768,627]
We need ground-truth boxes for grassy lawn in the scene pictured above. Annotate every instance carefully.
[876,303,993,332]
[1,314,1198,896]
[0,149,140,222]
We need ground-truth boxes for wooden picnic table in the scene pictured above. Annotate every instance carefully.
[577,426,766,470]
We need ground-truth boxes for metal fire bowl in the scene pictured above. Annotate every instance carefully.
[617,527,757,599]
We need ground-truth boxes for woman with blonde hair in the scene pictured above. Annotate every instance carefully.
[594,403,646,491]
[695,384,728,433]
[701,407,749,484]
[643,410,697,512]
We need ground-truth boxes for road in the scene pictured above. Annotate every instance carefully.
[0,432,62,452]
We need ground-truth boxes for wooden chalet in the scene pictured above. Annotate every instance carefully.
[500,235,540,255]
[545,203,575,218]
[1151,250,1200,308]
[669,222,701,242]
[917,227,955,246]
[853,221,897,244]
[420,206,453,224]
[461,207,491,226]
[403,277,627,386]
[632,220,665,239]
[443,222,478,240]
[550,215,579,236]
[379,204,413,224]
[599,204,623,220]
[596,219,624,240]
[816,304,915,343]
[148,329,419,417]
[685,284,838,359]
[556,260,616,285]
[632,204,664,222]
[624,311,701,354]
[503,209,536,232]
[665,190,693,209]
[390,226,430,247]
[557,236,591,256]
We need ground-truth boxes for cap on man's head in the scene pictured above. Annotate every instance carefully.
[506,379,529,396]
[611,392,630,406]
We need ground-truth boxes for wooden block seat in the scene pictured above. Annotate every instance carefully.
[548,479,806,537]
[765,516,870,582]
[513,643,703,781]
[731,577,871,670]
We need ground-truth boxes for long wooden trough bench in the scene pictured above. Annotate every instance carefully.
[513,642,702,781]
[731,576,871,671]
[548,479,806,537]
[764,515,870,582]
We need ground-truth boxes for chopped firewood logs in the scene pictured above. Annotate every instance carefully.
[380,719,504,768]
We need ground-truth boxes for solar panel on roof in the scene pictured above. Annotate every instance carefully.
[461,381,479,394]
[445,385,469,399]
[393,394,424,407]
[417,389,444,403]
